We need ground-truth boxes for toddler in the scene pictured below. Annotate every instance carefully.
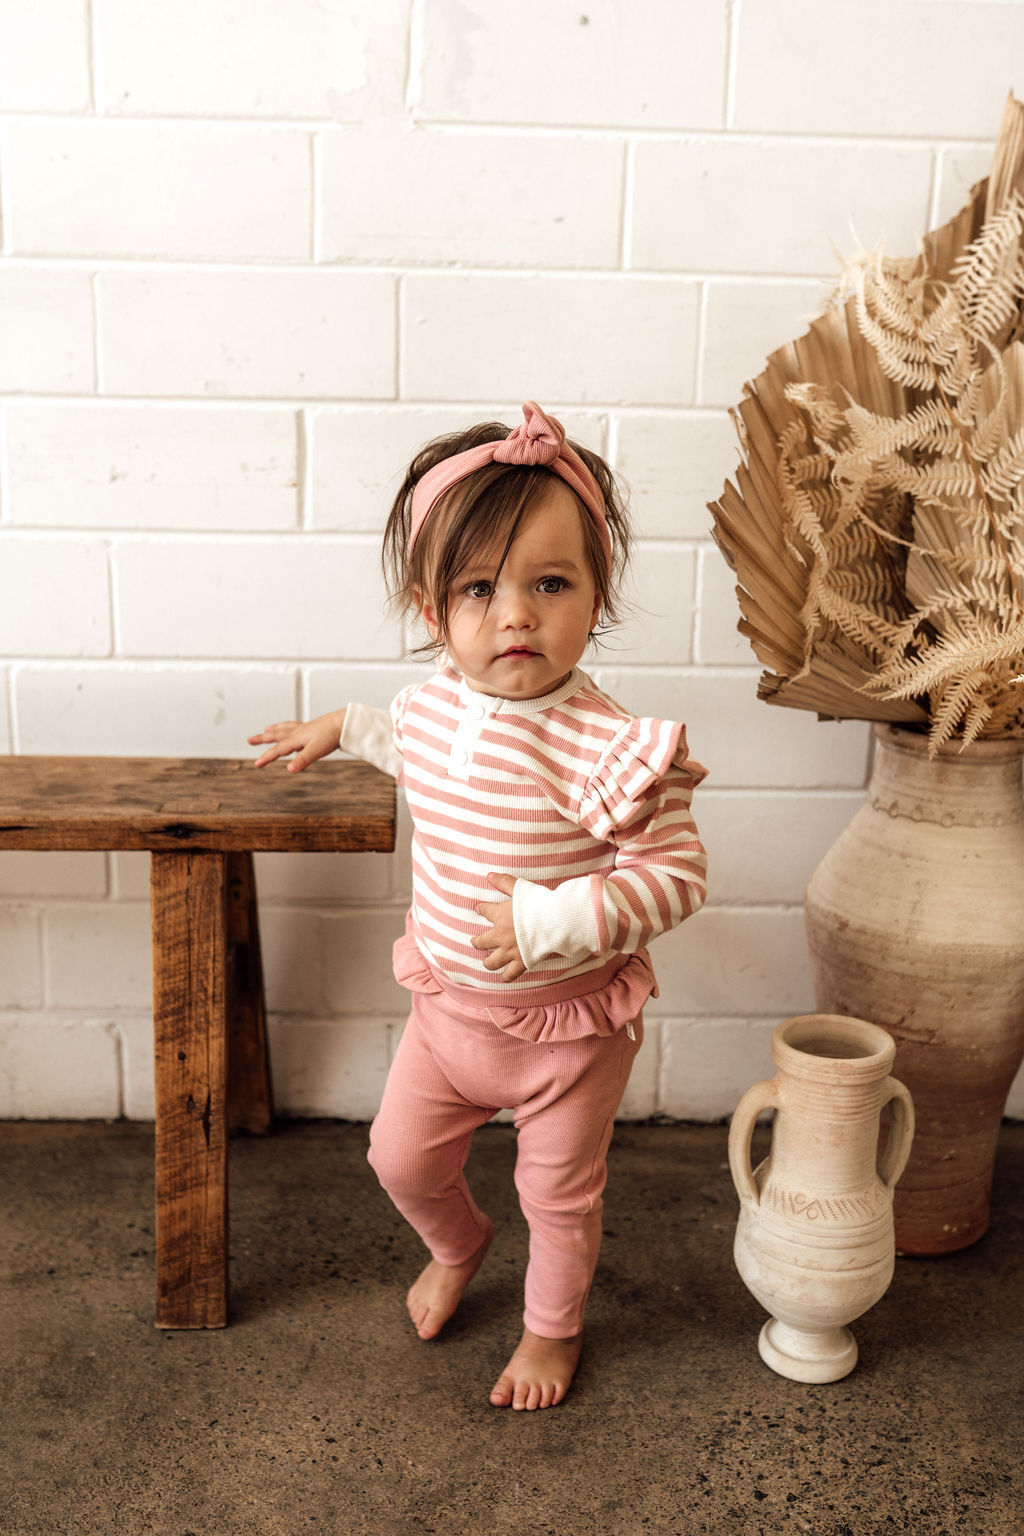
[250,402,708,1410]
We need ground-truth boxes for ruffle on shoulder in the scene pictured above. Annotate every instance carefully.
[579,717,707,836]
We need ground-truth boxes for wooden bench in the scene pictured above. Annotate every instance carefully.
[0,755,395,1329]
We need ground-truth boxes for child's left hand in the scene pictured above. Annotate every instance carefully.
[473,873,526,981]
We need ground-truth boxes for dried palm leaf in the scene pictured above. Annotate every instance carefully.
[709,93,1024,752]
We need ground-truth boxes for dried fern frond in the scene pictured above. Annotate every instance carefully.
[952,189,1024,345]
[981,421,1024,501]
[841,398,963,462]
[930,669,996,750]
[847,266,943,392]
[864,613,1024,700]
[708,91,1024,753]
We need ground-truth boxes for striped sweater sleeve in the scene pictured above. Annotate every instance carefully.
[512,719,708,969]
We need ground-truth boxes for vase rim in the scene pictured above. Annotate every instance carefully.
[774,1013,896,1074]
[874,724,1024,762]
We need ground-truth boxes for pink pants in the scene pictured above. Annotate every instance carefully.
[367,986,641,1338]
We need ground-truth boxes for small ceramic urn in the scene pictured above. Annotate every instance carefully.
[728,1014,915,1383]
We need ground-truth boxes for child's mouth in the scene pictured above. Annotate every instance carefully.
[500,647,538,658]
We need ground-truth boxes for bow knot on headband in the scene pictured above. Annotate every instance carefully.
[409,401,611,567]
[491,402,565,467]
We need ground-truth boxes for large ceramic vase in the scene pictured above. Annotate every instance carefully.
[806,724,1024,1255]
[729,1013,914,1384]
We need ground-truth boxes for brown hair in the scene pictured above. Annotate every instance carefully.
[382,421,632,656]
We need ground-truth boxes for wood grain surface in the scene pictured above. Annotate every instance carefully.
[152,850,229,1329]
[0,756,395,852]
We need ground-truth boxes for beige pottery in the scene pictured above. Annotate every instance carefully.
[805,724,1024,1254]
[729,1014,914,1384]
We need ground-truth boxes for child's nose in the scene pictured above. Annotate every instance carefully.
[497,588,536,627]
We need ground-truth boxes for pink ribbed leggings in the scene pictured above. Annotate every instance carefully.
[367,987,641,1339]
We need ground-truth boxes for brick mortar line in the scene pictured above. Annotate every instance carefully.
[0,530,718,546]
[0,109,993,151]
[0,256,833,281]
[0,398,735,415]
[84,0,99,115]
[0,123,9,257]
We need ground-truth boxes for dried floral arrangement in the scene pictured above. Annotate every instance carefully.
[710,94,1024,752]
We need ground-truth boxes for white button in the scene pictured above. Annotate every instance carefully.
[468,704,485,720]
[453,747,469,764]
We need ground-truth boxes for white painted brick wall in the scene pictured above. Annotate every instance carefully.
[0,268,95,392]
[113,537,404,660]
[7,121,313,261]
[630,139,934,276]
[732,1,1024,139]
[0,539,111,657]
[1,0,1021,1123]
[701,280,826,406]
[0,0,91,114]
[320,127,625,269]
[402,274,701,405]
[0,851,106,899]
[14,666,298,756]
[614,413,739,540]
[7,405,300,530]
[0,909,43,1007]
[95,0,410,120]
[0,1019,121,1118]
[98,270,396,398]
[413,0,729,130]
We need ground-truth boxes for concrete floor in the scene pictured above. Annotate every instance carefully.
[2,1119,1022,1536]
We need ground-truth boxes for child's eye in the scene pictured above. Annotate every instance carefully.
[464,579,493,599]
[537,577,567,594]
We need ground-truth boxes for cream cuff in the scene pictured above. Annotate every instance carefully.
[512,875,603,970]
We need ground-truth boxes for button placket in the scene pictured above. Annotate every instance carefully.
[448,697,491,779]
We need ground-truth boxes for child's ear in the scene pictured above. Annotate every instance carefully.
[414,586,440,639]
[590,594,602,631]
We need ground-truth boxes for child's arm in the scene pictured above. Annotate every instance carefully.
[249,701,402,779]
[585,767,707,951]
[249,710,347,773]
[473,768,706,978]
[511,764,707,970]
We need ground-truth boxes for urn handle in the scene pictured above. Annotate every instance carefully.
[727,1079,779,1206]
[877,1076,915,1191]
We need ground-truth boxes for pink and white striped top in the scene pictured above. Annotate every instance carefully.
[341,665,708,994]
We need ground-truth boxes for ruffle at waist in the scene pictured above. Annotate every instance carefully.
[392,930,657,1043]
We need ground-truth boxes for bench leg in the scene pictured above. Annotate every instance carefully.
[151,850,228,1329]
[226,851,273,1135]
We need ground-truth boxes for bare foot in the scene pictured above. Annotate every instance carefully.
[489,1326,583,1410]
[406,1219,493,1340]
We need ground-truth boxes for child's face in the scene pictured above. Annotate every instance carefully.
[421,481,601,700]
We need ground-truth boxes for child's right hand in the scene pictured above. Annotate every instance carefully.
[248,709,347,772]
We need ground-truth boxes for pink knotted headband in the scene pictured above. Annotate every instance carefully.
[408,402,612,568]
